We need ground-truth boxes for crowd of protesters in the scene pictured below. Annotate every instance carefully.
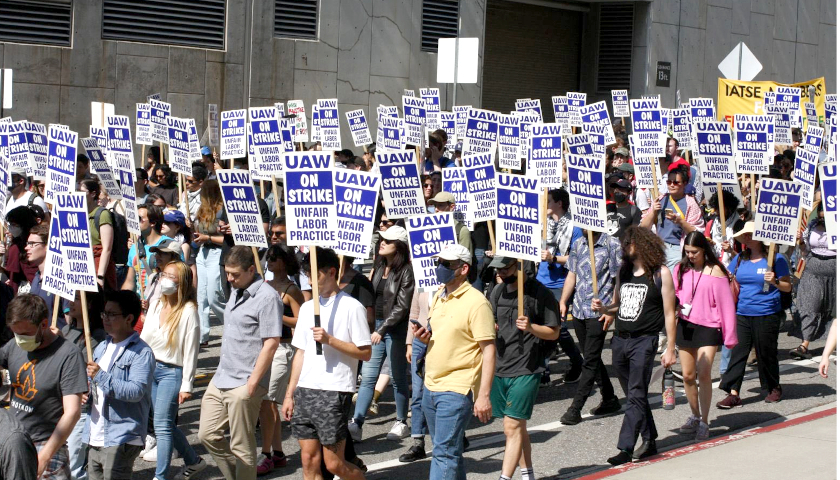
[0,119,834,480]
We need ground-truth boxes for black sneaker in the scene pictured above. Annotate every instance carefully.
[589,396,622,416]
[398,444,426,463]
[560,408,582,425]
[607,450,633,466]
[563,366,582,384]
[632,440,657,462]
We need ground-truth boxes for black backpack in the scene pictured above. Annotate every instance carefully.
[489,279,559,362]
[93,206,130,265]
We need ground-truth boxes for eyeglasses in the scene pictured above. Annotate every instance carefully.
[379,220,394,226]
[25,241,45,247]
[155,174,166,179]
[666,180,683,186]
[382,239,397,245]
[100,311,124,320]
[436,259,461,270]
[270,230,284,237]
[160,272,178,281]
[185,178,198,184]
[423,184,434,189]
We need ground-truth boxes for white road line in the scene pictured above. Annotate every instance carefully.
[364,356,832,473]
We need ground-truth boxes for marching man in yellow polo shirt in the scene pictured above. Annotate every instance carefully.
[411,244,496,480]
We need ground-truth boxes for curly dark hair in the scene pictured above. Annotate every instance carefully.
[619,226,665,282]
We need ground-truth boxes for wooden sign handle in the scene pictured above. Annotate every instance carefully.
[80,291,93,361]
[309,246,323,355]
[51,294,61,329]
[252,246,264,277]
[586,230,599,295]
[717,182,726,243]
[517,260,524,318]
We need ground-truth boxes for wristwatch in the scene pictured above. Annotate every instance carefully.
[774,278,780,286]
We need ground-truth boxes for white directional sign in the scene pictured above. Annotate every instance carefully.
[718,42,762,81]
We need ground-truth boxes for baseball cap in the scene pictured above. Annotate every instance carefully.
[150,239,183,254]
[614,147,630,157]
[610,178,632,190]
[163,209,186,226]
[454,141,463,152]
[201,146,212,156]
[10,166,27,177]
[488,256,517,269]
[668,158,691,172]
[435,244,472,265]
[380,225,408,244]
[617,163,635,173]
[430,191,456,204]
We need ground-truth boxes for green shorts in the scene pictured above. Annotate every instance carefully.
[490,373,541,420]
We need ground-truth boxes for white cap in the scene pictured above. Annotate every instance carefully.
[435,243,471,265]
[380,225,408,244]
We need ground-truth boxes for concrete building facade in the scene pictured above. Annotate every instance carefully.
[0,0,835,163]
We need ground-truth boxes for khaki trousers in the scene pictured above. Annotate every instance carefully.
[198,382,266,480]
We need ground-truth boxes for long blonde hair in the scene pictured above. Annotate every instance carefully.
[160,261,197,351]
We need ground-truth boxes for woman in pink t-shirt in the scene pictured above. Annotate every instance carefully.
[673,231,737,441]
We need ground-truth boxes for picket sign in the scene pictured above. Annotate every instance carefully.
[56,193,99,357]
[442,166,472,229]
[376,150,425,218]
[566,154,607,293]
[819,162,838,250]
[333,169,380,258]
[406,212,457,292]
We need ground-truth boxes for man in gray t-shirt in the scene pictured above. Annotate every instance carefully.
[198,246,282,480]
[0,294,87,479]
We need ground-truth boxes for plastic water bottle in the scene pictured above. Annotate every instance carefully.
[662,368,675,410]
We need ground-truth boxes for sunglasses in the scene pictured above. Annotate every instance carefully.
[666,180,683,186]
[436,259,461,269]
[379,220,394,226]
[270,231,284,237]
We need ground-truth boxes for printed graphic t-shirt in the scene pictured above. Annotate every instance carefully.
[0,336,88,442]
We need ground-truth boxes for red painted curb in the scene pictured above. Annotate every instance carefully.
[574,407,837,480]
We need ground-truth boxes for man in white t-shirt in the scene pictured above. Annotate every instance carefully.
[5,167,47,213]
[282,247,371,480]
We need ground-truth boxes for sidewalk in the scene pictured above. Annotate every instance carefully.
[575,404,837,480]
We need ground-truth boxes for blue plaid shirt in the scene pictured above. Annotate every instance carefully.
[567,233,623,319]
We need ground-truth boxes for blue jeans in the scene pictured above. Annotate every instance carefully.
[410,338,428,437]
[67,410,89,480]
[152,362,200,480]
[422,390,472,480]
[664,243,682,269]
[353,319,410,424]
[197,246,224,343]
[720,346,732,375]
[471,248,486,291]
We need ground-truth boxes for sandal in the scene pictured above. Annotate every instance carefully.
[789,344,812,360]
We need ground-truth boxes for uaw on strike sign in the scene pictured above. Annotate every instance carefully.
[283,152,337,247]
[495,173,541,263]
[217,170,268,248]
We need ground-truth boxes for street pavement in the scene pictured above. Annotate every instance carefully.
[133,318,837,479]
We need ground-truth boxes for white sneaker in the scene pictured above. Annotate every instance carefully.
[175,457,208,479]
[386,420,410,440]
[348,419,363,442]
[142,446,158,462]
[139,436,156,457]
[142,445,177,462]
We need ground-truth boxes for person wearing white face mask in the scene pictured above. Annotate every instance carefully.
[139,260,206,480]
[0,294,88,479]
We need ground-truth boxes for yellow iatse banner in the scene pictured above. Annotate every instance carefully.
[717,77,826,124]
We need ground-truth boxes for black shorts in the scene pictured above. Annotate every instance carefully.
[676,319,723,348]
[290,387,353,446]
